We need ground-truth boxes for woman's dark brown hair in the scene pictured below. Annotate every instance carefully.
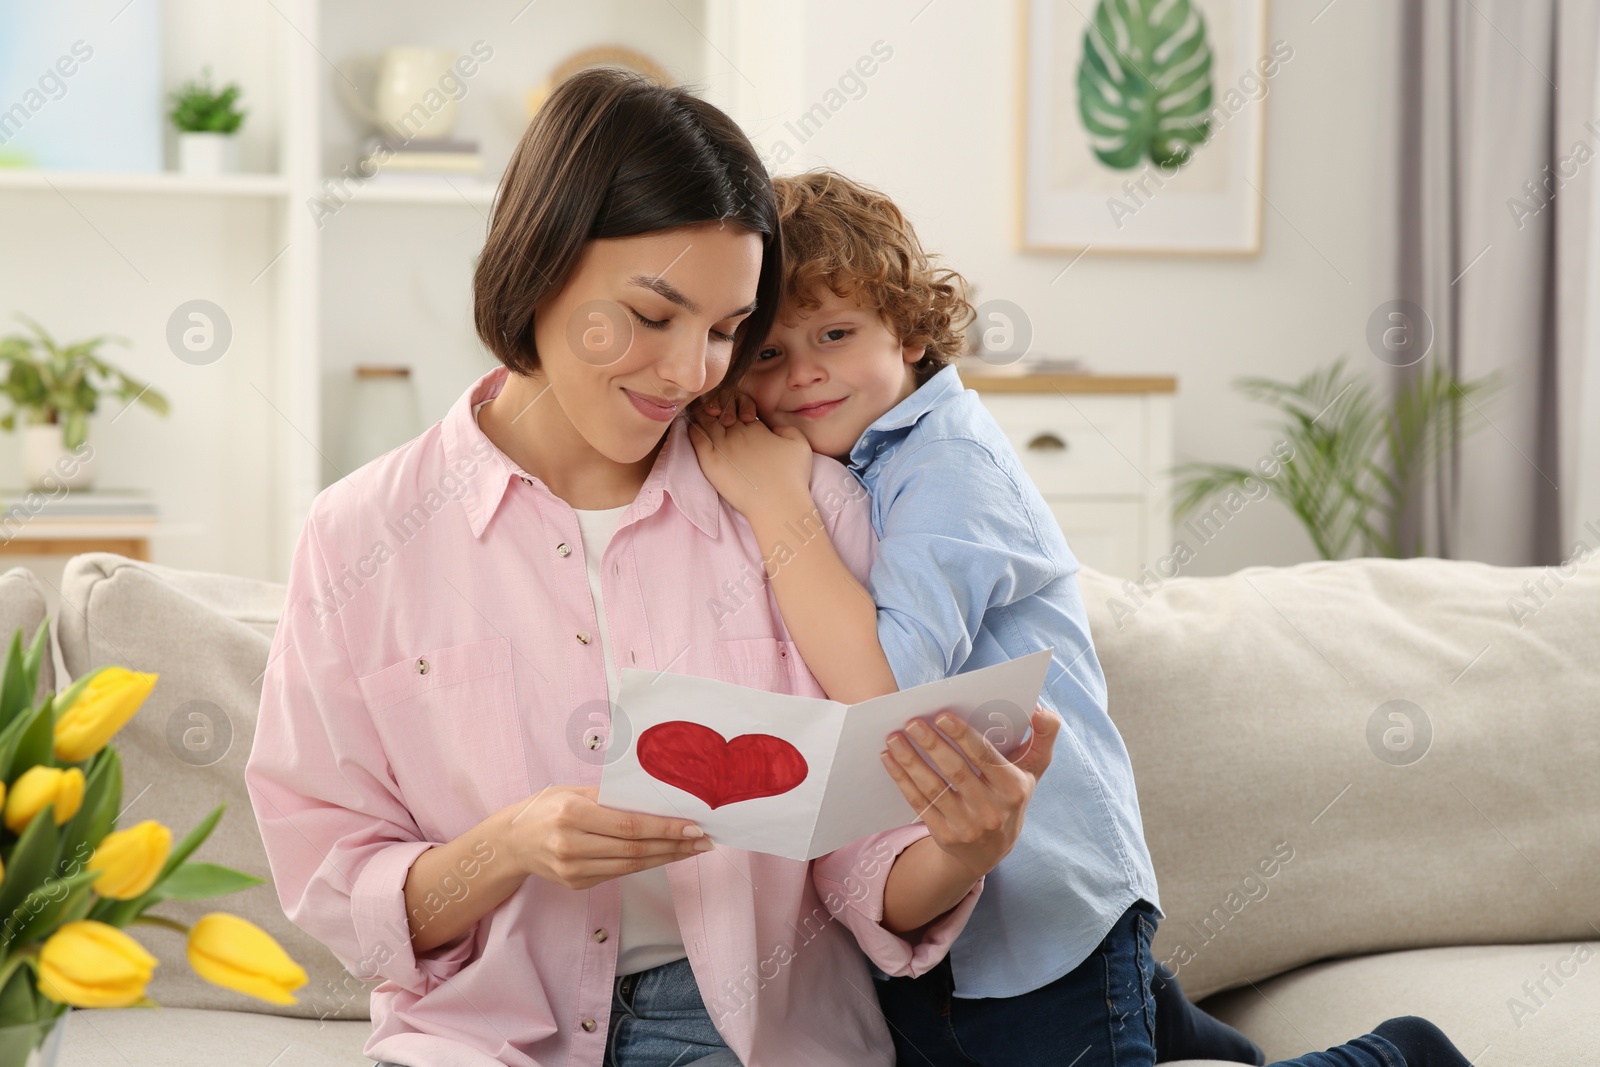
[473,69,781,393]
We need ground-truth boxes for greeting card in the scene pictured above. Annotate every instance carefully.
[598,649,1052,860]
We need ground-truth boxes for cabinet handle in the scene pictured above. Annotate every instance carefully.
[1026,432,1068,452]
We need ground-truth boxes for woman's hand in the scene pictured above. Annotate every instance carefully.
[688,393,815,519]
[880,706,1060,880]
[496,785,715,891]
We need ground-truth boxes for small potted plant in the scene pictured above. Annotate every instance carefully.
[0,315,170,491]
[168,66,247,175]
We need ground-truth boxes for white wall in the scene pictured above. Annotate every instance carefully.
[743,0,1403,576]
[0,0,1404,582]
[0,0,288,584]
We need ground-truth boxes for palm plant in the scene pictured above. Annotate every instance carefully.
[0,315,169,450]
[1173,357,1498,560]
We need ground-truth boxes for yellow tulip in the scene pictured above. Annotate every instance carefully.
[4,766,84,832]
[186,913,308,1006]
[52,667,159,763]
[37,920,158,1007]
[88,820,172,899]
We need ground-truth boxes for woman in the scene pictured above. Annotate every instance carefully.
[245,69,1053,1067]
[247,69,1473,1067]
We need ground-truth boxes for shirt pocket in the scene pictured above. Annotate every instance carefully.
[357,636,527,838]
[712,637,827,699]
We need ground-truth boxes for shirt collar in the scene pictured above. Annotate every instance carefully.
[441,365,721,539]
[847,363,965,470]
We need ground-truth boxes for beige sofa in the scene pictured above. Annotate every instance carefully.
[24,552,1599,1065]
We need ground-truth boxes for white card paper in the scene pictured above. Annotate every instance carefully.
[597,649,1053,860]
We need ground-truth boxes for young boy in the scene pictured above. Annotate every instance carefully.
[688,170,1265,1067]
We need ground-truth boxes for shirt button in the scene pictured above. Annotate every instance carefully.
[580,1017,598,1033]
[520,475,532,485]
[593,928,608,943]
[576,632,591,645]
[415,657,429,674]
[557,542,571,557]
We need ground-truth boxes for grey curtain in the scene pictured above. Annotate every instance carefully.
[1396,0,1599,564]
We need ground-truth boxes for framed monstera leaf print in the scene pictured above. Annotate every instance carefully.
[1017,0,1273,253]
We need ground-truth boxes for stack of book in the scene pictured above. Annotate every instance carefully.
[0,489,158,545]
[361,136,482,186]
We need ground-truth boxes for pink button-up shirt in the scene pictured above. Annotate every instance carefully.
[245,366,980,1067]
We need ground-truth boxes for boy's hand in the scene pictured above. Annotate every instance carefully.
[689,393,815,518]
[879,706,1060,880]
[700,392,760,427]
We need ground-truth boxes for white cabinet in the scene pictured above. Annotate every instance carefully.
[969,376,1175,581]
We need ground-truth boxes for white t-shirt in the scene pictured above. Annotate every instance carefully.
[475,399,685,975]
[570,503,687,975]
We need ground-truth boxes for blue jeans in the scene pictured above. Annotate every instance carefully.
[874,898,1422,1067]
[605,957,742,1067]
[372,958,740,1067]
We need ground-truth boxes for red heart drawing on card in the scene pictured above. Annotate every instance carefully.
[637,721,809,809]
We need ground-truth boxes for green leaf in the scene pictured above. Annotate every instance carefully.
[3,700,54,782]
[56,746,119,873]
[0,715,34,789]
[50,669,101,728]
[0,812,61,932]
[159,804,225,882]
[20,621,47,705]
[95,802,232,928]
[1077,0,1215,170]
[60,411,86,452]
[153,862,266,901]
[1,867,99,949]
[0,631,29,735]
[0,962,36,1026]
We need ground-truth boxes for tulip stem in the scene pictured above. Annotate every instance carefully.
[0,950,37,994]
[129,915,189,936]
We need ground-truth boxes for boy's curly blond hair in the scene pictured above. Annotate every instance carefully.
[773,170,974,387]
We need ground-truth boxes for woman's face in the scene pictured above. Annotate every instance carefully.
[531,222,763,463]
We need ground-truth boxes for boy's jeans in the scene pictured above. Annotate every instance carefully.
[874,897,1414,1067]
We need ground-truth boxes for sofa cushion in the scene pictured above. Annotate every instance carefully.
[59,1006,371,1066]
[51,1005,1247,1067]
[1200,941,1600,1064]
[1078,556,1600,1000]
[56,553,374,1022]
[0,564,54,701]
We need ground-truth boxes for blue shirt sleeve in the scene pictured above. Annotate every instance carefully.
[869,435,1073,689]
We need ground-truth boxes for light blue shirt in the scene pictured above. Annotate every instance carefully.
[846,364,1162,998]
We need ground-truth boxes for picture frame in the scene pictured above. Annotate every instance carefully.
[1016,0,1274,255]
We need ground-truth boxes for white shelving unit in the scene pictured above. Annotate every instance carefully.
[0,170,291,197]
[0,0,806,581]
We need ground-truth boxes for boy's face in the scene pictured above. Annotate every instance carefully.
[738,289,925,462]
